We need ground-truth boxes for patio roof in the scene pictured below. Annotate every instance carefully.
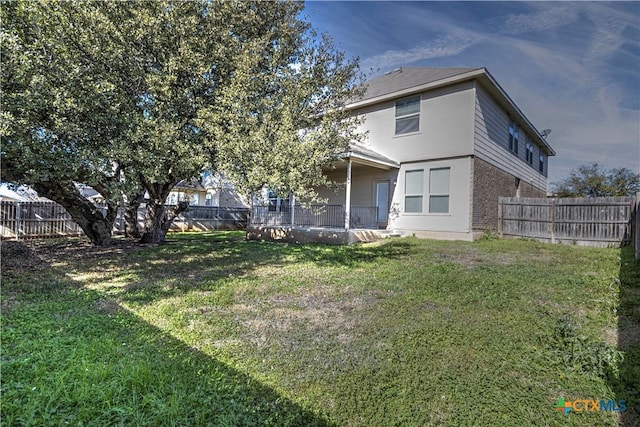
[337,143,400,170]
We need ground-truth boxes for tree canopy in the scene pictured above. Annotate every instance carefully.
[553,162,640,197]
[1,0,363,244]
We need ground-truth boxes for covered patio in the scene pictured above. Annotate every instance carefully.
[247,144,400,244]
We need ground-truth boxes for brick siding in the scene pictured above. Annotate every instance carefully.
[472,157,545,230]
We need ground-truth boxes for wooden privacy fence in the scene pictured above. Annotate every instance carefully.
[0,201,249,241]
[634,193,640,259]
[498,196,635,248]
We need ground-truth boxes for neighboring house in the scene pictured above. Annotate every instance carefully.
[0,183,47,202]
[248,67,555,244]
[167,172,248,208]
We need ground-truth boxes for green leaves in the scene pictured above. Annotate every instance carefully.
[553,162,640,197]
[2,0,362,243]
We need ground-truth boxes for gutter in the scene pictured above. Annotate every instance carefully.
[346,68,556,157]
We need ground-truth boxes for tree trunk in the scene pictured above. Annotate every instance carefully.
[140,199,190,244]
[140,199,167,244]
[124,191,144,239]
[139,181,189,244]
[33,180,115,246]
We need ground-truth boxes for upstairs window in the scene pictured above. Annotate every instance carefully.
[395,96,420,135]
[526,142,534,165]
[539,154,545,173]
[404,170,423,213]
[508,120,519,154]
[429,167,450,214]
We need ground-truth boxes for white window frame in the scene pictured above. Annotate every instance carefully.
[508,120,519,154]
[428,167,450,214]
[395,96,421,135]
[404,169,424,213]
[526,142,534,165]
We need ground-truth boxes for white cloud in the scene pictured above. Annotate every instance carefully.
[498,4,580,35]
[353,2,639,180]
[361,31,484,72]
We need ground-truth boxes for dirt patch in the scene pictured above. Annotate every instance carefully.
[29,239,143,265]
[615,316,640,350]
[434,248,517,269]
[1,294,19,315]
[1,241,42,276]
[227,289,383,349]
[2,239,144,275]
[94,298,125,317]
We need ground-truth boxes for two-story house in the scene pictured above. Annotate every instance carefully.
[248,67,555,244]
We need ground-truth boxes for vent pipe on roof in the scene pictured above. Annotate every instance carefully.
[384,67,403,75]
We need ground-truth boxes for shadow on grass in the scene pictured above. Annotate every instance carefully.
[1,241,332,426]
[21,232,413,307]
[614,246,640,426]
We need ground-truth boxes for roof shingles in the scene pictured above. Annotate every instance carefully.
[360,67,480,102]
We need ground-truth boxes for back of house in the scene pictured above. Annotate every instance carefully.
[248,66,555,243]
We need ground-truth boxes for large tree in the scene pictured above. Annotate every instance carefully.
[1,0,362,244]
[553,162,640,197]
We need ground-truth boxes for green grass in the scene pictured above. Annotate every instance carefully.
[2,232,638,426]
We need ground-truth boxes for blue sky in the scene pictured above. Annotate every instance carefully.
[304,1,640,185]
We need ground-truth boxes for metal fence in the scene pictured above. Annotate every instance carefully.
[172,206,249,231]
[250,204,378,229]
[0,201,84,240]
[0,201,249,240]
[498,196,635,247]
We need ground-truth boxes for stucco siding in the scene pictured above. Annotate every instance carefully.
[389,157,472,234]
[474,85,548,192]
[316,167,398,207]
[353,82,476,163]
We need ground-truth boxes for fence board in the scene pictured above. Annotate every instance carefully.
[498,196,635,248]
[1,201,249,240]
[635,193,640,259]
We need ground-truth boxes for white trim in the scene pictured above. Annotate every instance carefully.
[345,159,352,230]
[347,68,555,156]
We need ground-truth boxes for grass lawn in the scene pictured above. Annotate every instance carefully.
[2,232,638,426]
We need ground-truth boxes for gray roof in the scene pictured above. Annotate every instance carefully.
[348,143,399,168]
[360,67,480,102]
[348,66,555,156]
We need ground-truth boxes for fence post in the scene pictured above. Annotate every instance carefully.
[635,193,640,260]
[550,198,556,244]
[15,201,21,241]
[497,197,503,237]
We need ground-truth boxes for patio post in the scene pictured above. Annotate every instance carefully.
[345,158,351,230]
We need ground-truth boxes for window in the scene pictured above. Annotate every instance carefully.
[539,154,545,173]
[395,96,420,135]
[267,189,290,212]
[508,120,519,154]
[526,142,534,165]
[404,170,423,213]
[429,168,450,213]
